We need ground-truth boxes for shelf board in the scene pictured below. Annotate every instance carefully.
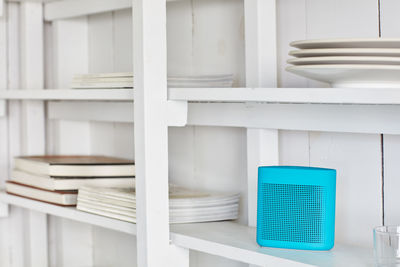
[3,87,400,105]
[169,87,400,105]
[171,221,373,267]
[0,192,136,235]
[0,192,373,266]
[0,89,133,101]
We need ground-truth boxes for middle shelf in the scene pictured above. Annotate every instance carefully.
[3,88,400,134]
[2,87,400,104]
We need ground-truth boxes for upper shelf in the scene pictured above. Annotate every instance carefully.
[3,87,400,105]
[169,87,400,105]
[1,192,372,267]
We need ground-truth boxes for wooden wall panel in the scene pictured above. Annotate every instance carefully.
[309,132,382,247]
[378,0,400,228]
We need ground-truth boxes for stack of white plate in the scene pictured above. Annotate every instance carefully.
[286,38,400,88]
[71,72,234,89]
[77,185,240,224]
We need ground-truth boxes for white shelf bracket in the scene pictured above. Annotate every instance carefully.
[167,100,187,127]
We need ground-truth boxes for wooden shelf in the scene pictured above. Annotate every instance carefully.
[1,192,373,266]
[0,192,136,235]
[0,89,133,101]
[169,87,400,105]
[3,87,400,105]
[171,222,373,267]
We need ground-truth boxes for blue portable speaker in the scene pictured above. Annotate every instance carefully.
[257,166,336,250]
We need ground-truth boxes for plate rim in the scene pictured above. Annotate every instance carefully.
[287,56,400,64]
[290,38,400,49]
[286,64,400,71]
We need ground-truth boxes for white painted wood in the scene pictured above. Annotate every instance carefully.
[88,12,114,73]
[309,132,382,247]
[133,0,183,266]
[20,3,48,267]
[0,0,3,18]
[5,87,400,104]
[168,244,190,267]
[246,129,278,227]
[186,103,400,134]
[304,0,378,88]
[0,192,137,235]
[192,0,245,86]
[169,87,400,104]
[166,0,193,76]
[113,9,133,72]
[92,226,137,267]
[305,0,378,39]
[45,0,178,21]
[167,100,187,127]
[52,17,88,89]
[380,0,400,228]
[171,222,373,266]
[0,0,8,217]
[244,2,279,249]
[276,0,307,88]
[27,211,48,267]
[48,101,185,125]
[244,0,276,88]
[382,135,400,226]
[0,89,134,100]
[279,131,310,166]
[48,101,134,122]
[6,3,25,266]
[0,0,6,118]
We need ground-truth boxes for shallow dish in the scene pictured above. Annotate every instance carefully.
[287,56,400,66]
[289,48,400,58]
[286,64,400,88]
[290,38,400,49]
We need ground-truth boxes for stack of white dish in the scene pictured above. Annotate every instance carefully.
[71,72,234,89]
[286,38,400,88]
[77,185,240,224]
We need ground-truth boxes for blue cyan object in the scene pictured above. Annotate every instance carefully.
[257,166,336,250]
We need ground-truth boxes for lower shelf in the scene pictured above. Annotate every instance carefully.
[0,192,373,266]
[171,222,373,266]
[0,192,136,235]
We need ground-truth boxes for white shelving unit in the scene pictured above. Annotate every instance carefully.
[0,0,387,266]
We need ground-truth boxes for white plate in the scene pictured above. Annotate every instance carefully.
[287,56,400,66]
[286,64,400,88]
[289,48,400,58]
[290,38,400,49]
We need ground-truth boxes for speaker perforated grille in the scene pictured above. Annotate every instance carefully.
[259,183,326,244]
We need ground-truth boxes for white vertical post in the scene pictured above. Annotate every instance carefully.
[0,0,8,217]
[133,0,170,266]
[244,3,279,267]
[133,0,189,265]
[20,3,48,267]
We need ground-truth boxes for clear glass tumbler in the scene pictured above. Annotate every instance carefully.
[374,226,400,266]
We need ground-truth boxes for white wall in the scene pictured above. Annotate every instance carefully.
[1,0,398,266]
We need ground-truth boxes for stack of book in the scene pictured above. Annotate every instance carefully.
[77,185,240,224]
[70,72,234,89]
[6,155,135,206]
